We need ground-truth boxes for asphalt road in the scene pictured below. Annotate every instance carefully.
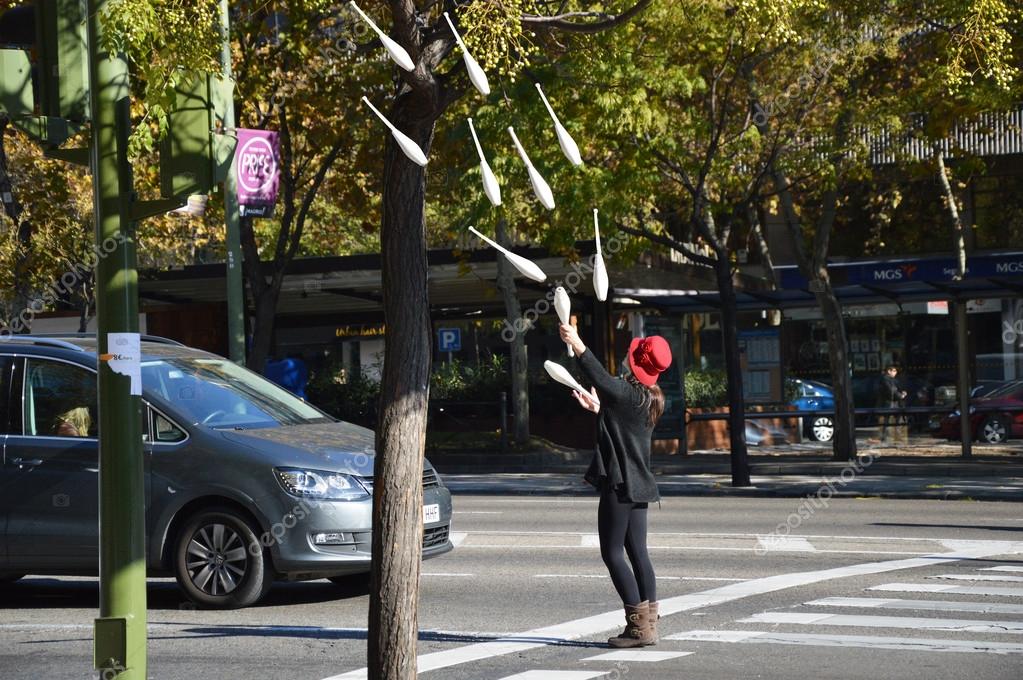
[2,495,1023,679]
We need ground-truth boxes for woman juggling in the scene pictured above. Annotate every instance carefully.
[558,322,671,648]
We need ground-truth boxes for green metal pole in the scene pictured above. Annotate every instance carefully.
[87,1,147,678]
[220,0,246,364]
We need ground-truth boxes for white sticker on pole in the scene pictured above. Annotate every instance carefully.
[103,333,142,396]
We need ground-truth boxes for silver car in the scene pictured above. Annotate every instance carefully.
[0,336,453,608]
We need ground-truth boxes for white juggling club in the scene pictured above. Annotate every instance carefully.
[443,12,490,96]
[468,226,547,282]
[554,286,574,357]
[467,118,501,206]
[536,83,583,167]
[349,1,416,72]
[362,96,428,167]
[593,208,609,301]
[508,126,555,210]
[544,361,598,404]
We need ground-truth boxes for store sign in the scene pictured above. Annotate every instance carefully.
[778,252,1023,289]
[335,324,385,338]
[235,129,280,217]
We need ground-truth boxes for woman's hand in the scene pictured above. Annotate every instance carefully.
[572,386,601,413]
[559,323,587,356]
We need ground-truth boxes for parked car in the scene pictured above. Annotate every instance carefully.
[938,379,1023,444]
[788,378,835,442]
[929,382,1006,432]
[0,335,453,608]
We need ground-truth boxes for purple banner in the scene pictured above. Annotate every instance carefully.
[235,129,280,217]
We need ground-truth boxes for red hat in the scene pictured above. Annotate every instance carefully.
[627,335,672,387]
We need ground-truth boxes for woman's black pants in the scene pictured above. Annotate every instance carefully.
[598,488,656,606]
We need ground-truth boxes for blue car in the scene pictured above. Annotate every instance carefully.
[789,378,835,442]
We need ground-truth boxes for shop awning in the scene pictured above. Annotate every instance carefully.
[619,251,1023,313]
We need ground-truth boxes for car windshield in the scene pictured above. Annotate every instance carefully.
[141,357,331,429]
[984,380,1023,399]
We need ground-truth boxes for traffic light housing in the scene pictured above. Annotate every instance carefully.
[159,73,236,199]
[0,0,89,146]
[0,47,33,118]
[1,1,238,206]
[37,0,90,122]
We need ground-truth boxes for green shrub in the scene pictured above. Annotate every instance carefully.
[308,355,510,427]
[684,369,728,408]
[306,360,381,427]
[430,355,508,401]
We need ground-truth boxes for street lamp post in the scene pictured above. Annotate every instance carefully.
[219,0,246,365]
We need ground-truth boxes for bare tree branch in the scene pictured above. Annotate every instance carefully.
[615,220,718,268]
[520,0,653,34]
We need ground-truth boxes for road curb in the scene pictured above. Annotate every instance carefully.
[442,474,1023,502]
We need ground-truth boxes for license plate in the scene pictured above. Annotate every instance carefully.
[423,504,440,524]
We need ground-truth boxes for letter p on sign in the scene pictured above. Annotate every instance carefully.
[438,328,461,352]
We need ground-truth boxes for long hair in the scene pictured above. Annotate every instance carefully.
[56,406,91,437]
[626,374,665,427]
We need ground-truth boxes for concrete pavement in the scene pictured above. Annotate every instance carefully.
[4,495,1022,679]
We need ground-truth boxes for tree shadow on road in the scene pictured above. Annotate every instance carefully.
[0,573,372,611]
[871,521,1023,534]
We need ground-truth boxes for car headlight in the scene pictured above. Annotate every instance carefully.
[275,467,370,501]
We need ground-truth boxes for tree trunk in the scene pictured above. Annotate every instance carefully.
[813,275,857,460]
[715,257,752,486]
[246,292,277,372]
[746,204,778,288]
[769,165,858,461]
[368,95,435,680]
[935,148,973,457]
[495,218,529,445]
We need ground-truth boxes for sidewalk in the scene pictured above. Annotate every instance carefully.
[431,440,1023,502]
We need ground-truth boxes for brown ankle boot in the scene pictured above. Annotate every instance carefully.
[645,601,659,645]
[608,601,653,648]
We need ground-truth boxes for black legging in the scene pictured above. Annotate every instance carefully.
[598,488,656,606]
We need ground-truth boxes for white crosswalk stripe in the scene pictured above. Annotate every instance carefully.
[581,650,694,662]
[739,612,1023,634]
[928,573,1023,583]
[982,566,1023,573]
[664,630,1023,654]
[869,582,1023,597]
[805,596,1023,615]
[756,535,816,552]
[497,672,608,680]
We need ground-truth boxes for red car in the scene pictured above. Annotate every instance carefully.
[939,380,1023,444]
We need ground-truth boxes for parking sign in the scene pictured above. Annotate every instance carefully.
[438,328,461,352]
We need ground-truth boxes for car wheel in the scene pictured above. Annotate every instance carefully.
[173,507,273,609]
[809,416,835,442]
[980,415,1010,444]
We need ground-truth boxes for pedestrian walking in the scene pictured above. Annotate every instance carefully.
[559,322,670,648]
[879,364,907,443]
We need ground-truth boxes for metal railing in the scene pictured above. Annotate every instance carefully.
[684,404,1023,422]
